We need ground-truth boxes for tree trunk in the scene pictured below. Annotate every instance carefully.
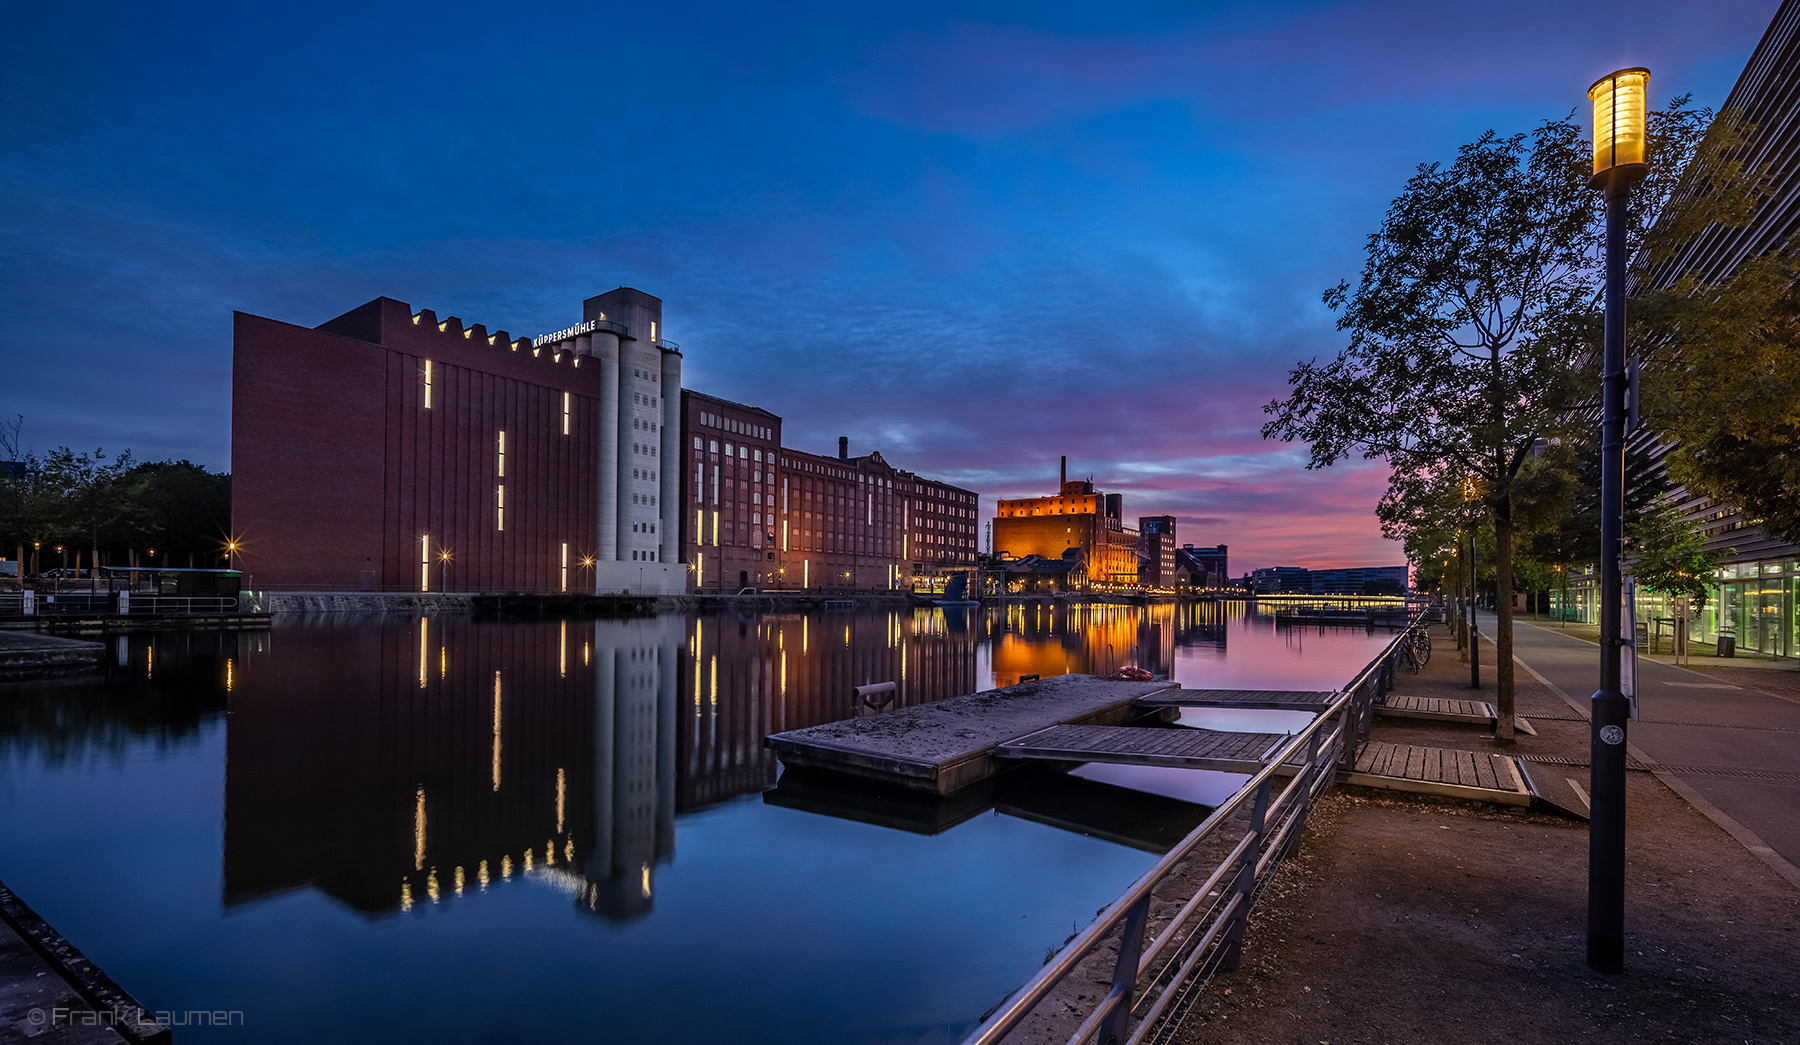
[1494,503,1517,743]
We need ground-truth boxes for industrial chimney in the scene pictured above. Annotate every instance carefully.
[838,436,849,461]
[1060,455,1067,487]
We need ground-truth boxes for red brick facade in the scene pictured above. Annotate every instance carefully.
[233,297,605,591]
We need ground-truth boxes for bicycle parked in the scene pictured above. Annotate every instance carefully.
[1398,620,1433,673]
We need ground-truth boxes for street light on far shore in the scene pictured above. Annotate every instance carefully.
[1586,64,1650,978]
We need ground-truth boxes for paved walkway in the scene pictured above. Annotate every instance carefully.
[1483,611,1800,886]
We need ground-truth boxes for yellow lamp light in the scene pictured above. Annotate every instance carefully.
[1589,67,1650,179]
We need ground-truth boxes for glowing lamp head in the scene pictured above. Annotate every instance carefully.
[1589,67,1650,178]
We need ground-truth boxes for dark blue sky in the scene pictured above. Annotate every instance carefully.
[1,0,1773,569]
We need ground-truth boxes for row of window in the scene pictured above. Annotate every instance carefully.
[696,437,771,462]
[697,410,771,441]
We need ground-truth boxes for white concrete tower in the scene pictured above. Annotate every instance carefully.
[583,288,680,593]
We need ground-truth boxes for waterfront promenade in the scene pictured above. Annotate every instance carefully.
[1495,611,1800,885]
[1171,617,1800,1045]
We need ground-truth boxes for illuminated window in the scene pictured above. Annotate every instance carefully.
[651,320,658,342]
[423,360,433,409]
[496,431,506,476]
[560,543,568,592]
[497,485,505,531]
[562,392,571,435]
[420,535,430,591]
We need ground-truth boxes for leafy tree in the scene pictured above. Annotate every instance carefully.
[1267,97,1742,740]
[1265,117,1600,741]
[1636,250,1800,544]
[127,460,232,565]
[1630,106,1797,543]
[1627,496,1724,609]
[27,447,137,571]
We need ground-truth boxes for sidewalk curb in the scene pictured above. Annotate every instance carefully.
[1507,637,1800,892]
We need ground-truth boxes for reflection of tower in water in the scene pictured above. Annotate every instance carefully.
[222,616,681,926]
[582,617,680,921]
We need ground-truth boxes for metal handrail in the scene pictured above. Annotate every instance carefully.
[962,620,1413,1045]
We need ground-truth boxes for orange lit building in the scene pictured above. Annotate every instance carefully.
[993,471,1141,589]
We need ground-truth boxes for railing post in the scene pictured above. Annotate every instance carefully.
[1217,777,1269,972]
[1285,729,1323,859]
[1099,894,1151,1044]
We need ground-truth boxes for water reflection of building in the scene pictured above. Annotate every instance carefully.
[987,603,1173,685]
[224,617,680,924]
[224,611,979,923]
[681,610,978,809]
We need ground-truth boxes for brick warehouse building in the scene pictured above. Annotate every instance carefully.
[680,390,782,591]
[232,288,684,593]
[992,463,1142,589]
[679,386,979,593]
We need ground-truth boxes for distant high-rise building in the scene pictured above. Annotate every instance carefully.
[1138,516,1177,588]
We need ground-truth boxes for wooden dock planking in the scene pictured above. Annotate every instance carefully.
[1136,688,1337,711]
[994,724,1291,773]
[1342,741,1533,806]
[765,674,1181,795]
[1376,694,1499,726]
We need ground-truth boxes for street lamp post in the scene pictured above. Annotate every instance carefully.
[1461,477,1480,688]
[1587,65,1649,976]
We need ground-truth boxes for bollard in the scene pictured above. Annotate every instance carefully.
[853,681,898,711]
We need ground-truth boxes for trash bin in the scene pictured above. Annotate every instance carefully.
[1717,635,1736,657]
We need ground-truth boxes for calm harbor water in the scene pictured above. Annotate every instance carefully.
[0,603,1387,1044]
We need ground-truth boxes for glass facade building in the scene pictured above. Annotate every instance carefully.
[1551,560,1799,659]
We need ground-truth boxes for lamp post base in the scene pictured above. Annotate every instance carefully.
[1589,688,1630,974]
[1587,932,1624,975]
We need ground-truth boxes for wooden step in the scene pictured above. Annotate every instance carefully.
[1376,695,1498,725]
[1340,741,1531,806]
